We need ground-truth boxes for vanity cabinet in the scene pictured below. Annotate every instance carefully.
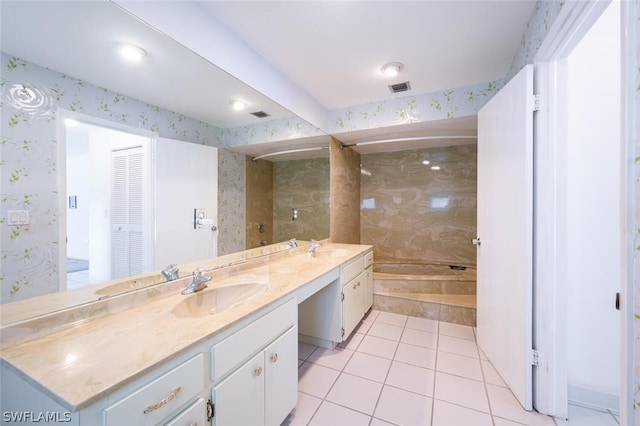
[364,250,373,311]
[1,299,298,426]
[342,270,365,339]
[341,250,373,339]
[298,249,373,347]
[211,326,297,426]
[210,299,297,426]
[103,354,205,425]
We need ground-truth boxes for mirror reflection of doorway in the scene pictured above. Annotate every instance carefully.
[64,119,153,290]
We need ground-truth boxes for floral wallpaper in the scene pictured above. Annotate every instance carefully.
[506,0,564,82]
[0,53,246,302]
[326,80,504,134]
[221,116,325,148]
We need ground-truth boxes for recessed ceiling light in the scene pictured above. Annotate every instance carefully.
[119,44,146,62]
[231,100,247,111]
[380,62,404,77]
[431,166,441,171]
[422,160,430,165]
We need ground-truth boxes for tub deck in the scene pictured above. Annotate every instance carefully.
[372,259,477,326]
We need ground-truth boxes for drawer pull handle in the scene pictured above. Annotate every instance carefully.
[255,366,263,376]
[271,353,278,363]
[143,386,181,414]
[357,281,361,287]
[353,284,357,289]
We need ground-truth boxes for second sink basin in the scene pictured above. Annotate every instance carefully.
[309,248,351,260]
[171,282,268,318]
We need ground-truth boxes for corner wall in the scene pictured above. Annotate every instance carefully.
[330,137,361,244]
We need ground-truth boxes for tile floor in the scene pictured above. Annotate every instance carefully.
[282,310,620,426]
[66,270,90,290]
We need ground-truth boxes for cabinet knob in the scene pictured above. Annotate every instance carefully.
[353,284,357,289]
[271,353,279,363]
[255,366,263,376]
[357,281,361,287]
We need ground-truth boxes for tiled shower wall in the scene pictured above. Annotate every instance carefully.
[360,144,477,266]
[245,157,273,249]
[273,157,330,243]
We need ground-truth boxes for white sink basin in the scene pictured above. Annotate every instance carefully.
[171,283,268,318]
[309,248,351,260]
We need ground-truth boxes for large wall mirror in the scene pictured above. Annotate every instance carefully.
[0,1,329,323]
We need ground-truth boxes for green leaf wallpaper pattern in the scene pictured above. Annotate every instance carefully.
[0,53,248,302]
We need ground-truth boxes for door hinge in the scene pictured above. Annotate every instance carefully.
[341,328,345,338]
[341,292,344,302]
[530,349,540,366]
[207,399,214,420]
[533,94,541,111]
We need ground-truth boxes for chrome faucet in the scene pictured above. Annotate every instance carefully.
[161,264,179,281]
[307,239,321,255]
[181,268,212,295]
[287,238,297,248]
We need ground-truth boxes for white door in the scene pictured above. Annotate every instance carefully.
[476,64,535,410]
[111,146,144,279]
[155,138,218,268]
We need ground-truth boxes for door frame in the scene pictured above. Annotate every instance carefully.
[56,109,157,289]
[532,0,633,421]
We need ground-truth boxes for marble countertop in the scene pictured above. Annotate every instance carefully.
[0,243,372,411]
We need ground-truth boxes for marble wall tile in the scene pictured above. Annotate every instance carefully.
[245,157,273,249]
[273,157,330,243]
[360,144,477,266]
[330,137,361,244]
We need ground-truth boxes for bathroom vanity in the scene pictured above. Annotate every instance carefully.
[0,242,372,426]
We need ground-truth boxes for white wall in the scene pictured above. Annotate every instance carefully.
[565,0,621,409]
[66,129,91,260]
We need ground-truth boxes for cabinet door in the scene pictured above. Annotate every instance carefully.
[342,271,365,340]
[364,267,373,311]
[265,326,298,426]
[212,352,265,426]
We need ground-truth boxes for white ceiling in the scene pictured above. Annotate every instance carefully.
[1,1,537,157]
[201,1,537,110]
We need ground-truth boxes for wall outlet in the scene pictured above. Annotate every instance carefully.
[7,210,30,226]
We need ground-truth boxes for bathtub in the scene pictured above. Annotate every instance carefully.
[372,258,477,325]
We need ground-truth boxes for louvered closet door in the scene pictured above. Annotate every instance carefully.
[112,147,144,279]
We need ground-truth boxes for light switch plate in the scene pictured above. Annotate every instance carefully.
[7,210,30,225]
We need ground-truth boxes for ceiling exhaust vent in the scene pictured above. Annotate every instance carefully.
[389,81,411,93]
[251,111,270,118]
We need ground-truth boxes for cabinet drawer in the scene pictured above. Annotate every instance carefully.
[104,354,204,426]
[164,397,208,426]
[211,298,296,382]
[364,251,373,269]
[342,256,365,283]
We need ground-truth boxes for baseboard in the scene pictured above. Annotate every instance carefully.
[568,384,620,414]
